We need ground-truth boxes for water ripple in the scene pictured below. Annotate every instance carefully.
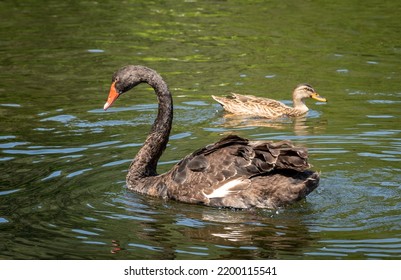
[72,229,99,236]
[41,171,62,181]
[3,147,87,155]
[0,142,30,149]
[66,168,93,178]
[128,243,163,252]
[40,114,77,123]
[0,189,21,196]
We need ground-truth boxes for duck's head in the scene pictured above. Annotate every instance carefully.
[293,84,327,103]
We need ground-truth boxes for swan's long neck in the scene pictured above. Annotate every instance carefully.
[128,70,173,180]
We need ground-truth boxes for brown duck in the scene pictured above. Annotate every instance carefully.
[212,84,327,119]
[103,65,320,209]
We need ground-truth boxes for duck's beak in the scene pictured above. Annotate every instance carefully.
[103,82,119,110]
[311,92,327,102]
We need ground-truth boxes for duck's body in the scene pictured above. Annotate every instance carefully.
[212,84,326,119]
[103,66,320,209]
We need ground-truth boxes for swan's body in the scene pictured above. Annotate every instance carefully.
[212,84,326,119]
[103,66,320,209]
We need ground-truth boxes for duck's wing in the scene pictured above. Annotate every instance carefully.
[166,135,318,208]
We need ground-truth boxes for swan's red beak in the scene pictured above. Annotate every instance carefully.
[103,82,119,110]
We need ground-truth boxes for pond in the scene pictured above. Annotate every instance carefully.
[1,0,400,259]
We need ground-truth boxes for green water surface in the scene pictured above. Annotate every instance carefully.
[1,0,401,259]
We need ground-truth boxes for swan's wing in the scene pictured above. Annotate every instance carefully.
[167,135,312,207]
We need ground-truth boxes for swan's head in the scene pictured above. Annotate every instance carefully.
[103,65,150,110]
[293,84,327,103]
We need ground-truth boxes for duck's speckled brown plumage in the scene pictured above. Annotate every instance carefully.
[212,84,327,119]
[104,66,320,209]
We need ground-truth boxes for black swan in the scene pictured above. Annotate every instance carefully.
[103,65,320,209]
[212,84,327,118]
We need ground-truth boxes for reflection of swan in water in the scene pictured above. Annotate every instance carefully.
[110,239,122,254]
[212,84,327,119]
[103,65,320,209]
[178,206,317,258]
[103,191,317,259]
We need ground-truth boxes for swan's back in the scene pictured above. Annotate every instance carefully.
[127,135,319,209]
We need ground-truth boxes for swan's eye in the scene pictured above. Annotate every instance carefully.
[112,80,124,94]
[115,87,123,95]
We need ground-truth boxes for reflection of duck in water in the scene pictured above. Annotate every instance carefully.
[215,114,328,137]
[212,84,327,119]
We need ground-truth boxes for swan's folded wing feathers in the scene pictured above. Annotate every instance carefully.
[221,168,236,179]
[168,134,315,207]
[186,154,209,172]
[252,157,273,172]
[171,157,188,184]
[171,137,242,185]
[263,140,294,149]
[248,140,311,171]
[204,135,248,154]
[197,135,311,175]
[274,148,310,171]
[234,145,255,161]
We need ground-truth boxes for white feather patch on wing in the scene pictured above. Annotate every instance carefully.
[203,178,244,199]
